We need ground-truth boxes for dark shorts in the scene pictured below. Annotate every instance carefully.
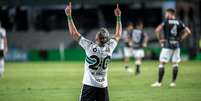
[80,84,109,101]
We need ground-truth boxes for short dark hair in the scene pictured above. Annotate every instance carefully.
[126,22,133,27]
[166,8,176,15]
[134,20,143,28]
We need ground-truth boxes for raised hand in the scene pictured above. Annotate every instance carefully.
[114,4,121,16]
[114,4,122,41]
[65,2,72,16]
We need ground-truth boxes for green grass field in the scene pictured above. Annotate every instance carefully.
[0,61,201,101]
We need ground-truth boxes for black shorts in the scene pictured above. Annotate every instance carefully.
[80,84,109,101]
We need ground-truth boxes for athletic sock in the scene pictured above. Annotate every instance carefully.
[158,65,165,83]
[135,64,140,75]
[172,64,179,83]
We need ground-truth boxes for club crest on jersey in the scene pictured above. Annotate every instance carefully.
[93,48,97,52]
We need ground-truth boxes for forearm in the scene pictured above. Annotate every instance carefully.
[181,28,191,41]
[155,32,161,40]
[155,25,163,40]
[144,36,149,44]
[181,32,190,41]
[4,45,8,53]
[125,37,130,43]
[115,16,122,41]
[67,15,80,40]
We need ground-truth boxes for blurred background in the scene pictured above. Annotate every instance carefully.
[0,0,200,62]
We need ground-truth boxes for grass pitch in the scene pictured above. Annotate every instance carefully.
[0,61,201,101]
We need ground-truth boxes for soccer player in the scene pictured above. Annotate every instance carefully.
[151,8,191,87]
[130,21,148,75]
[122,22,134,70]
[0,22,8,77]
[65,2,122,101]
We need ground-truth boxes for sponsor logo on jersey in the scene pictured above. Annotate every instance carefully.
[168,20,179,25]
[105,47,110,52]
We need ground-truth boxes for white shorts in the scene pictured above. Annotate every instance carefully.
[133,49,144,58]
[123,47,133,57]
[123,47,144,58]
[159,48,181,63]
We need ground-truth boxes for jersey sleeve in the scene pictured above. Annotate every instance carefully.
[108,38,118,52]
[179,21,186,30]
[161,19,168,26]
[78,36,93,50]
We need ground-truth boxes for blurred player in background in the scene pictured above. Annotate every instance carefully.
[0,21,8,77]
[123,21,148,75]
[151,8,191,87]
[122,22,134,70]
[65,2,122,101]
[130,21,149,75]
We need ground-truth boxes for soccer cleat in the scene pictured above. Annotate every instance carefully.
[170,82,176,87]
[151,82,162,87]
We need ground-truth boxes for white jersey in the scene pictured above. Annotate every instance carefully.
[0,27,6,50]
[79,36,117,88]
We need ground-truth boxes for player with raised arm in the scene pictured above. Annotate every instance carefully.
[0,22,8,78]
[65,2,122,101]
[151,8,191,87]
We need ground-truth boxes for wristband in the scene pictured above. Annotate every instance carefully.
[116,16,121,22]
[67,16,72,20]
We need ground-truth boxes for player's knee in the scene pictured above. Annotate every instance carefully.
[172,64,179,69]
[172,63,178,66]
[135,59,141,65]
[159,61,166,66]
[159,63,165,68]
